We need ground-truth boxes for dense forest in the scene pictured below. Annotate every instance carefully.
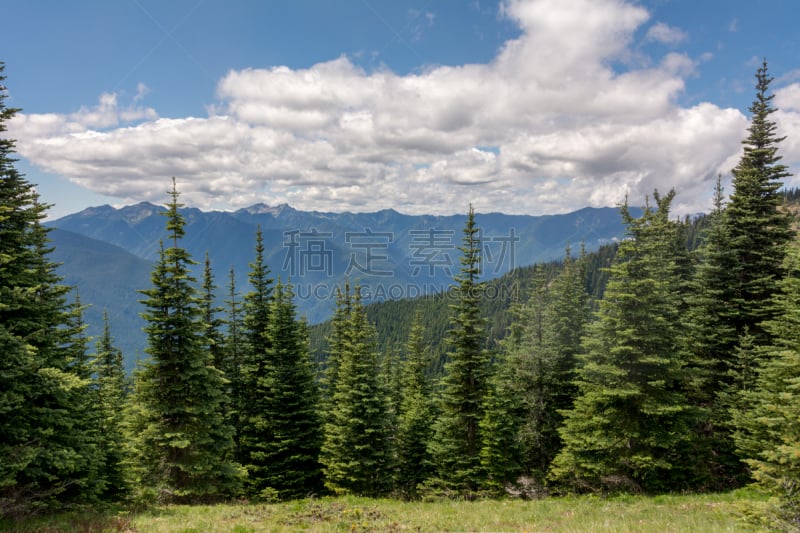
[3,60,800,530]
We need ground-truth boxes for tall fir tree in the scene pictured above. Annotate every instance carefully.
[724,60,793,346]
[223,267,243,447]
[252,280,323,499]
[687,62,794,487]
[92,311,130,500]
[549,191,696,493]
[243,226,273,362]
[320,284,392,496]
[320,281,352,410]
[429,205,492,494]
[395,312,434,499]
[131,179,241,502]
[0,63,101,516]
[201,253,226,372]
[236,227,278,494]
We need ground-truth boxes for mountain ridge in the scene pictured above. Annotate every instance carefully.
[47,201,642,366]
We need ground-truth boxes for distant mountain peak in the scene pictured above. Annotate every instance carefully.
[239,203,294,216]
[74,204,117,217]
[118,202,164,224]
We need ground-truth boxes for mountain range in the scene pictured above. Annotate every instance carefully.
[47,201,640,368]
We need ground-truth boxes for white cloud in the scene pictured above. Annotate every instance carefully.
[775,84,800,175]
[646,22,688,45]
[9,0,786,217]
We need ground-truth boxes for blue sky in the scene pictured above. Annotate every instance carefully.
[5,0,800,218]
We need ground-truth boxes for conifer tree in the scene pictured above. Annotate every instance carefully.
[479,266,548,492]
[479,353,523,495]
[243,226,273,361]
[250,280,323,499]
[320,284,392,496]
[735,242,800,529]
[481,251,590,491]
[60,292,106,503]
[549,192,696,493]
[691,61,792,397]
[223,267,243,446]
[92,311,129,500]
[687,62,794,487]
[320,281,352,409]
[236,228,278,493]
[429,205,491,494]
[395,312,434,499]
[201,253,226,371]
[0,63,101,515]
[131,179,241,502]
[724,60,793,345]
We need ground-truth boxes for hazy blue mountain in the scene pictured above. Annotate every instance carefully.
[49,228,152,370]
[48,202,639,366]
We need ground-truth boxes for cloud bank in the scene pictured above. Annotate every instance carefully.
[9,0,800,215]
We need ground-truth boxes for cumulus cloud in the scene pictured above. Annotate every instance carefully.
[646,22,688,45]
[9,0,795,216]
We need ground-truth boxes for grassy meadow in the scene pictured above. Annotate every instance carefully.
[5,490,770,532]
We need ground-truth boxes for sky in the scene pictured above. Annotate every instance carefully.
[4,0,800,219]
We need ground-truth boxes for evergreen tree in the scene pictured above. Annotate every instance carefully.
[243,226,273,362]
[395,312,434,499]
[546,246,591,406]
[131,179,241,502]
[687,61,794,487]
[236,228,278,494]
[0,63,100,516]
[479,266,548,492]
[249,279,323,499]
[479,352,523,495]
[201,253,226,371]
[735,241,800,530]
[59,292,106,503]
[481,251,591,492]
[320,281,352,409]
[549,192,696,493]
[724,60,793,346]
[223,267,243,447]
[429,205,492,494]
[92,311,129,500]
[320,284,392,496]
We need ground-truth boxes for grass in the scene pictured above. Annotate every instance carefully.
[4,490,768,532]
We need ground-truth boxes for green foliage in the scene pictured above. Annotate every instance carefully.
[249,280,323,499]
[236,228,280,495]
[243,226,273,362]
[0,62,103,517]
[394,313,434,499]
[687,62,794,489]
[429,205,492,494]
[320,284,392,496]
[487,248,592,491]
[91,311,130,500]
[550,192,696,493]
[724,62,793,346]
[129,180,241,502]
[201,253,226,373]
[479,352,523,495]
[734,241,800,530]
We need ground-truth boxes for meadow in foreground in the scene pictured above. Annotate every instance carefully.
[7,490,768,532]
